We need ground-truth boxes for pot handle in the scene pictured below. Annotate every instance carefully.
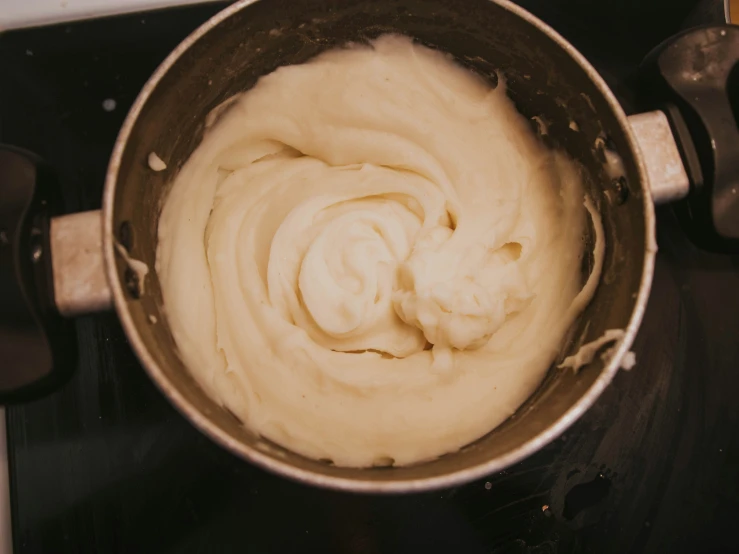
[628,110,691,205]
[0,146,111,403]
[639,24,739,251]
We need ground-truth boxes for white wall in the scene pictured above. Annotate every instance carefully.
[0,409,11,554]
[1,0,223,31]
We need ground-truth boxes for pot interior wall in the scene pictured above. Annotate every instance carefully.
[110,0,647,485]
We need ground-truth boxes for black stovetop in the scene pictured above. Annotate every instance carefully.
[2,1,739,553]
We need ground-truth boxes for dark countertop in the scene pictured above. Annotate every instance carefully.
[2,1,738,552]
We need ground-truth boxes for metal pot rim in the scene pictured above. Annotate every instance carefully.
[101,0,657,492]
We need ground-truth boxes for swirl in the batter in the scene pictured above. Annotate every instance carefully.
[157,35,603,467]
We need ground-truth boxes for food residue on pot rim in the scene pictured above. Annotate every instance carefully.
[114,241,149,294]
[558,329,626,373]
[148,151,167,171]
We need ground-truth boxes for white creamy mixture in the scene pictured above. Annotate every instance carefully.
[157,35,604,467]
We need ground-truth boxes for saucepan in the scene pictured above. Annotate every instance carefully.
[1,0,737,492]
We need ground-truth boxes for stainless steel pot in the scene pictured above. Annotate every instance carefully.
[2,0,737,492]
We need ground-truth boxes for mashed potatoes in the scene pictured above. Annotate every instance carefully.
[157,35,603,467]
